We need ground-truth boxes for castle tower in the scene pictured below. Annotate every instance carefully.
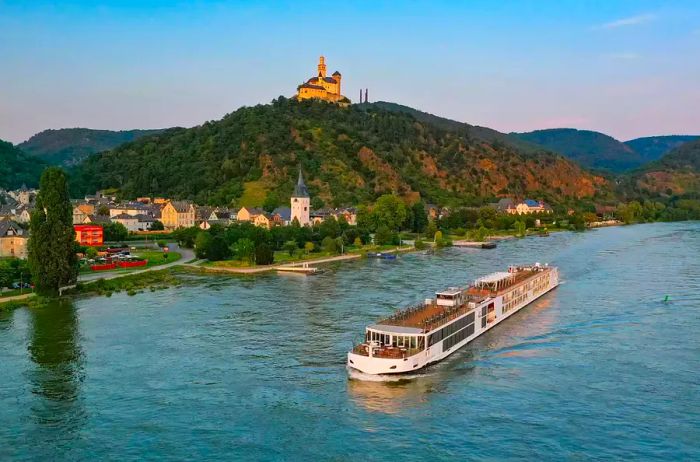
[332,71,342,96]
[290,168,310,226]
[317,56,327,78]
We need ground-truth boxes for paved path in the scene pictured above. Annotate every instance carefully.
[196,246,414,275]
[0,292,35,304]
[78,245,196,283]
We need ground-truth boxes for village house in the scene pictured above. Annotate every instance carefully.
[0,220,28,259]
[0,205,31,224]
[109,202,152,218]
[497,198,553,215]
[237,206,264,223]
[161,200,196,229]
[74,224,104,247]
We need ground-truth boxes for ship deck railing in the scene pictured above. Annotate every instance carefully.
[352,344,423,359]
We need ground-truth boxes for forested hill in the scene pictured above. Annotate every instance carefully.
[634,138,700,196]
[0,140,46,189]
[19,128,166,166]
[365,101,546,155]
[513,128,642,172]
[71,98,609,207]
[624,135,699,165]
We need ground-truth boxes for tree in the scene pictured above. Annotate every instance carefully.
[104,222,128,241]
[304,241,315,254]
[414,238,426,250]
[194,231,212,259]
[425,220,438,239]
[374,225,394,245]
[232,238,255,263]
[255,242,274,265]
[411,201,429,233]
[321,236,337,253]
[373,195,408,231]
[353,236,363,247]
[208,235,231,261]
[97,204,110,216]
[514,220,526,238]
[150,220,165,231]
[283,240,298,256]
[28,167,78,295]
[86,247,98,259]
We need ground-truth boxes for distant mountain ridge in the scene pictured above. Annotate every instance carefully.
[624,135,699,165]
[19,128,167,166]
[513,128,641,172]
[513,129,699,173]
[634,138,700,196]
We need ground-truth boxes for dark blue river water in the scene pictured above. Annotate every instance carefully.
[1,222,699,461]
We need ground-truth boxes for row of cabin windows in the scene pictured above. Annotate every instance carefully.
[428,312,475,347]
[443,322,475,352]
[366,331,422,349]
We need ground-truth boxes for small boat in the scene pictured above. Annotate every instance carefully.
[366,252,397,260]
[481,242,497,249]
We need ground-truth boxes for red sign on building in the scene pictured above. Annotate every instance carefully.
[74,225,104,246]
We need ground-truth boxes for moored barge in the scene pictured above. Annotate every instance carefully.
[347,263,559,375]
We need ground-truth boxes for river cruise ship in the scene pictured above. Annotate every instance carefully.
[347,263,559,375]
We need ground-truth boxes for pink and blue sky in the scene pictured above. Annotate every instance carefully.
[1,0,699,143]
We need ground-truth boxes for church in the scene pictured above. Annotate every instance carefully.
[290,168,310,226]
[296,56,349,103]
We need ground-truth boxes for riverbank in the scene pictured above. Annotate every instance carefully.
[196,245,415,274]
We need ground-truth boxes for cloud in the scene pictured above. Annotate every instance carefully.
[595,13,655,30]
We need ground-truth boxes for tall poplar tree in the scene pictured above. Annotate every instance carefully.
[28,167,78,296]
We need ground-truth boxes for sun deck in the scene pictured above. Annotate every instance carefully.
[375,266,551,333]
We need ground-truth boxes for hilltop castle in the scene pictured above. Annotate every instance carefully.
[296,56,348,104]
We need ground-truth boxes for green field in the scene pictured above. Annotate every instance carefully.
[238,181,268,207]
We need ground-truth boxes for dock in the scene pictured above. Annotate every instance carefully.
[275,263,320,275]
[453,240,497,249]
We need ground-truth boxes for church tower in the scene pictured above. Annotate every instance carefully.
[290,168,310,226]
[317,56,327,78]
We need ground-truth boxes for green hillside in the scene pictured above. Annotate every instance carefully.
[633,138,700,196]
[19,128,166,166]
[70,98,610,207]
[513,128,642,172]
[366,101,546,155]
[625,135,699,164]
[0,140,46,189]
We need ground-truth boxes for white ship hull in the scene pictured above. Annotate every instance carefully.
[348,266,559,375]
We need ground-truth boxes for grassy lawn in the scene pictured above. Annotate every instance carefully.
[206,244,411,268]
[0,288,32,299]
[239,181,268,207]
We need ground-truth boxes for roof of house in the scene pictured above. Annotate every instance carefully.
[0,219,23,237]
[168,200,194,213]
[524,199,541,207]
[112,213,138,220]
[332,71,341,76]
[87,214,112,224]
[272,207,291,221]
[195,206,214,220]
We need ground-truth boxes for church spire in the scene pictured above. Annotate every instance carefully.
[293,167,309,198]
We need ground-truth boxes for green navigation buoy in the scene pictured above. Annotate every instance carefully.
[663,295,670,303]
